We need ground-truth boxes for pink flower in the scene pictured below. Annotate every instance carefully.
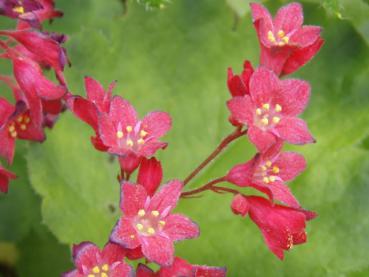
[63,242,133,277]
[98,96,171,173]
[231,195,316,259]
[110,180,199,266]
[226,143,305,208]
[136,257,227,277]
[137,157,163,196]
[0,163,16,193]
[227,60,254,97]
[250,2,324,75]
[227,67,314,152]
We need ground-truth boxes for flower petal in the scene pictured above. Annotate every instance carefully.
[98,113,117,147]
[290,26,321,48]
[231,194,250,216]
[274,2,303,34]
[72,242,100,273]
[141,111,172,139]
[110,262,134,277]
[226,96,254,125]
[69,96,99,131]
[110,217,140,249]
[226,158,256,186]
[268,181,301,208]
[194,265,227,277]
[164,214,200,241]
[0,129,15,165]
[249,67,280,106]
[137,157,163,196]
[276,152,306,181]
[274,117,315,145]
[149,180,182,214]
[248,126,277,153]
[260,44,292,76]
[140,235,174,266]
[109,96,137,129]
[101,242,126,264]
[120,182,148,216]
[250,3,274,47]
[136,264,155,277]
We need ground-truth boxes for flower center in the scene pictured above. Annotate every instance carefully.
[134,209,166,236]
[12,6,25,14]
[7,114,31,139]
[115,123,149,149]
[255,160,280,184]
[87,263,109,277]
[255,103,282,130]
[267,30,289,46]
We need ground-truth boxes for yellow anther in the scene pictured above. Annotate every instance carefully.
[277,30,285,38]
[126,139,134,147]
[265,161,272,167]
[137,138,145,145]
[24,117,30,124]
[126,125,133,132]
[92,266,100,273]
[282,36,289,44]
[263,177,270,184]
[138,209,145,217]
[102,264,109,271]
[10,131,17,138]
[136,223,144,231]
[267,31,276,43]
[256,108,262,115]
[147,227,156,235]
[275,104,282,112]
[261,117,269,126]
[262,103,270,110]
[87,274,94,277]
[20,124,27,130]
[13,6,24,14]
[272,116,281,124]
[261,165,267,171]
[140,130,148,137]
[130,234,135,239]
[116,131,124,138]
[101,273,108,277]
[151,210,160,217]
[159,220,166,226]
[272,166,280,174]
[269,176,276,182]
[8,125,15,132]
[17,116,23,123]
[278,41,285,46]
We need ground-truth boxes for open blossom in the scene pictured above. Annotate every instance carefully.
[63,242,133,277]
[226,143,305,208]
[0,163,16,193]
[227,67,314,152]
[98,96,171,173]
[250,2,324,76]
[136,257,226,277]
[231,195,316,259]
[110,180,199,266]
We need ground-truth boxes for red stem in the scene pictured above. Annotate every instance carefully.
[183,127,247,186]
[181,177,225,197]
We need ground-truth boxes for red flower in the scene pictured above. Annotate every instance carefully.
[227,60,254,97]
[137,157,163,196]
[110,180,199,266]
[231,195,316,259]
[98,96,171,172]
[226,143,305,208]
[250,2,324,75]
[227,67,314,152]
[136,257,227,277]
[63,242,133,277]
[0,163,16,193]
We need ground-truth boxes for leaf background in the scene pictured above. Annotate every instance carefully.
[1,0,369,276]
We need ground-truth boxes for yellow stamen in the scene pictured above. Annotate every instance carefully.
[136,223,144,231]
[272,116,280,124]
[265,161,272,167]
[272,166,280,174]
[261,165,267,171]
[24,117,30,124]
[130,234,135,239]
[138,209,145,217]
[92,266,100,273]
[277,30,285,38]
[278,41,285,46]
[8,125,15,132]
[116,131,124,138]
[263,177,270,184]
[261,117,269,126]
[87,275,94,277]
[20,124,27,130]
[17,116,23,123]
[10,131,17,138]
[13,6,24,14]
[151,210,159,217]
[256,108,262,115]
[126,139,134,147]
[126,125,133,132]
[275,104,282,112]
[262,103,270,110]
[269,176,276,182]
[159,220,166,226]
[282,36,289,44]
[101,273,108,277]
[147,227,155,235]
[140,130,148,137]
[137,138,145,145]
[267,31,276,43]
[102,264,109,272]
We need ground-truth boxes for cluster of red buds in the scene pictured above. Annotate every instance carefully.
[0,1,323,276]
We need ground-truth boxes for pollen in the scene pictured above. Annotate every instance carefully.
[151,210,160,217]
[269,176,276,182]
[272,166,280,174]
[126,139,134,147]
[130,234,135,239]
[137,138,145,145]
[147,227,156,235]
[102,264,109,271]
[116,131,124,138]
[140,130,148,137]
[262,103,270,110]
[13,6,24,14]
[265,161,272,167]
[136,223,144,231]
[10,131,17,138]
[159,220,166,226]
[101,273,108,277]
[88,274,94,277]
[267,31,276,43]
[24,117,30,124]
[272,116,280,124]
[282,36,289,44]
[92,266,100,273]
[275,104,282,112]
[138,209,145,217]
[256,108,262,115]
[263,177,270,184]
[277,30,285,38]
[126,125,133,132]
[8,125,15,132]
[17,116,23,123]
[20,124,27,130]
[261,117,269,126]
[261,165,267,171]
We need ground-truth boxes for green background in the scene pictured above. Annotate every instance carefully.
[1,0,369,276]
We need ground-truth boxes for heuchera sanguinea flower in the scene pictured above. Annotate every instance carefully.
[226,143,305,208]
[136,257,227,277]
[231,195,316,259]
[98,96,171,173]
[227,60,254,98]
[110,180,199,266]
[227,67,314,152]
[0,163,16,193]
[63,242,133,277]
[250,2,324,76]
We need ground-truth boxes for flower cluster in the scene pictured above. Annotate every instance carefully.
[0,1,323,275]
[0,0,67,193]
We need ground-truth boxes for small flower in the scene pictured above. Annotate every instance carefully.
[227,60,254,97]
[98,96,171,172]
[226,143,306,208]
[136,257,227,277]
[110,180,199,266]
[231,195,316,260]
[250,2,324,75]
[63,242,133,277]
[227,67,314,152]
[137,157,163,196]
[0,164,16,193]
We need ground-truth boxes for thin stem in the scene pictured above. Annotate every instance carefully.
[181,177,225,198]
[183,127,247,186]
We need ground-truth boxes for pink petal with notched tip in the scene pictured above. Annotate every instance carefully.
[249,67,280,106]
[140,235,174,266]
[149,180,182,215]
[164,214,200,242]
[109,262,133,277]
[274,2,303,34]
[141,111,172,139]
[260,44,293,76]
[98,113,118,147]
[265,180,301,208]
[248,126,278,153]
[250,3,274,47]
[290,26,321,48]
[226,157,256,186]
[139,141,168,157]
[68,96,99,131]
[158,257,193,277]
[110,217,140,249]
[226,96,254,125]
[72,242,100,273]
[101,243,126,264]
[274,117,314,145]
[109,96,137,129]
[120,183,148,216]
[276,152,306,181]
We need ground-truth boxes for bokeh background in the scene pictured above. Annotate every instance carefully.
[1,0,369,276]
